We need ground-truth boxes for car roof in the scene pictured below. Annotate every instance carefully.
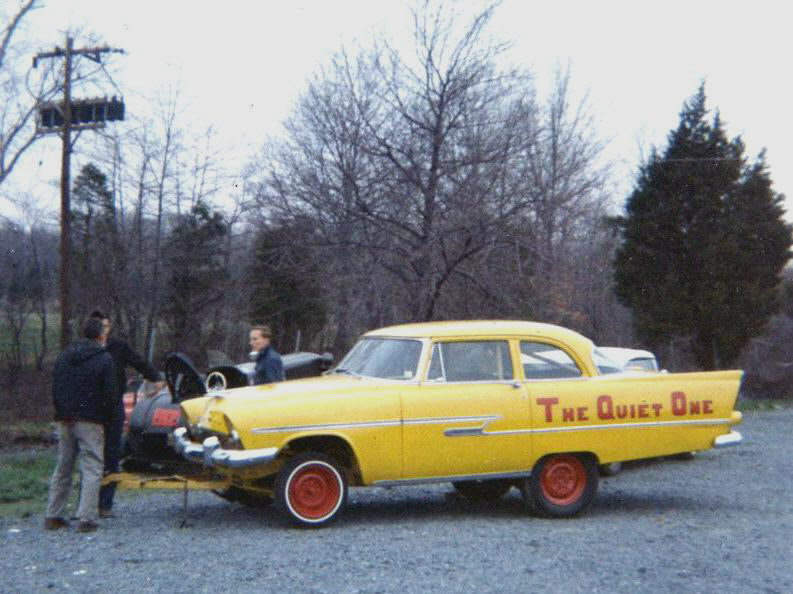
[364,320,598,375]
[366,319,589,343]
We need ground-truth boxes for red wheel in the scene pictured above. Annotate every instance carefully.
[540,455,586,505]
[521,453,598,517]
[275,453,347,526]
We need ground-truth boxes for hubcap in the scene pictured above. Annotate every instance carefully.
[287,462,342,520]
[540,455,586,506]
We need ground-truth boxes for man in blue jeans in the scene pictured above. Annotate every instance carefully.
[90,311,162,518]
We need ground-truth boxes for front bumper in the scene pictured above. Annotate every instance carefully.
[171,427,278,468]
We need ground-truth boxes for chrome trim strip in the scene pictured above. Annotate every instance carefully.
[444,415,500,437]
[421,379,520,386]
[373,469,531,488]
[252,414,500,435]
[447,417,736,438]
[252,420,401,434]
[403,415,499,426]
[713,430,742,448]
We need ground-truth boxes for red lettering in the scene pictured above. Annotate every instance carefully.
[562,407,575,422]
[703,400,714,414]
[536,398,559,422]
[597,395,614,420]
[689,400,700,414]
[577,406,589,421]
[629,404,636,418]
[671,392,687,416]
[616,404,627,419]
[651,403,663,417]
[638,403,649,418]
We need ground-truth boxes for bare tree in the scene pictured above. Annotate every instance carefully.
[248,2,613,343]
[0,0,61,186]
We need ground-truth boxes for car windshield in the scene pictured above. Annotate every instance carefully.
[334,338,423,380]
[625,358,658,372]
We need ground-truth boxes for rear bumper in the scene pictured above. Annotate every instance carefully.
[171,427,278,468]
[713,430,742,448]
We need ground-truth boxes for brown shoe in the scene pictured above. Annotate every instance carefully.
[98,509,115,519]
[77,520,98,533]
[44,517,68,530]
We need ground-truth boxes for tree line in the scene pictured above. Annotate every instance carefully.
[1,2,792,418]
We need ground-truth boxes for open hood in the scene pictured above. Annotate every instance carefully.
[164,352,207,403]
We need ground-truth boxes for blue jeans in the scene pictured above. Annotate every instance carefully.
[98,407,124,511]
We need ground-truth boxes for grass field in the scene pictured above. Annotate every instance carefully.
[0,449,56,517]
[0,313,61,365]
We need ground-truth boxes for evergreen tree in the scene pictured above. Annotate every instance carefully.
[249,220,326,352]
[71,163,124,321]
[614,86,792,369]
[162,201,228,353]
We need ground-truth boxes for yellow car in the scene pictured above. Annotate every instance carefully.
[172,321,743,526]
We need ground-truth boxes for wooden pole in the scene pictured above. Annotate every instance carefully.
[59,35,73,349]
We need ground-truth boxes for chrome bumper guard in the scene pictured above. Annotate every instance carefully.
[713,430,742,448]
[171,427,278,469]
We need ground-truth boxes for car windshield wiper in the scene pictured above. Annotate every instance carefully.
[332,367,361,377]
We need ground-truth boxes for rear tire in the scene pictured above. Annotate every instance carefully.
[452,479,512,501]
[275,452,348,527]
[521,454,598,517]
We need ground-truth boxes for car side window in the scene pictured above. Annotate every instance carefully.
[427,341,513,382]
[520,342,582,380]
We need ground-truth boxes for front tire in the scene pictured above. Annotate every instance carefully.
[275,452,348,527]
[521,454,598,517]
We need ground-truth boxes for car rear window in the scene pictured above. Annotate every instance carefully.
[520,342,582,379]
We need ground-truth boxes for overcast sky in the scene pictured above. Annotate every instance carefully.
[5,0,792,220]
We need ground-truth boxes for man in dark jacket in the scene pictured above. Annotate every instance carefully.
[250,324,285,384]
[90,311,162,517]
[45,317,115,533]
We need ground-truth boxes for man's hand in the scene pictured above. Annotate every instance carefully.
[143,380,167,398]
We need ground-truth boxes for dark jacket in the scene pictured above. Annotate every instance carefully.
[105,337,160,404]
[253,346,285,385]
[52,340,115,425]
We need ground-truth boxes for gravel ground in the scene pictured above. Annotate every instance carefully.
[2,409,791,594]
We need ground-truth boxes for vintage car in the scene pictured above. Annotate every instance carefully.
[596,346,660,372]
[171,320,743,526]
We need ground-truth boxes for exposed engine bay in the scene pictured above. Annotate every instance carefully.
[122,350,333,472]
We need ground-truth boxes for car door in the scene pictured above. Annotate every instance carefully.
[400,339,532,480]
[517,339,598,457]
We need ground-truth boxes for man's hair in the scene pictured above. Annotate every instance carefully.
[250,324,272,338]
[90,309,108,321]
[83,317,105,340]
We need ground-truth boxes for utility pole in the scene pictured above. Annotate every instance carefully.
[59,36,73,350]
[34,35,124,348]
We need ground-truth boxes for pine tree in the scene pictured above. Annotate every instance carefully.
[71,163,123,320]
[614,85,792,369]
[249,220,327,352]
[162,201,228,352]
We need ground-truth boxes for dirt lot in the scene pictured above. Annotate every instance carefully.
[1,409,791,593]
